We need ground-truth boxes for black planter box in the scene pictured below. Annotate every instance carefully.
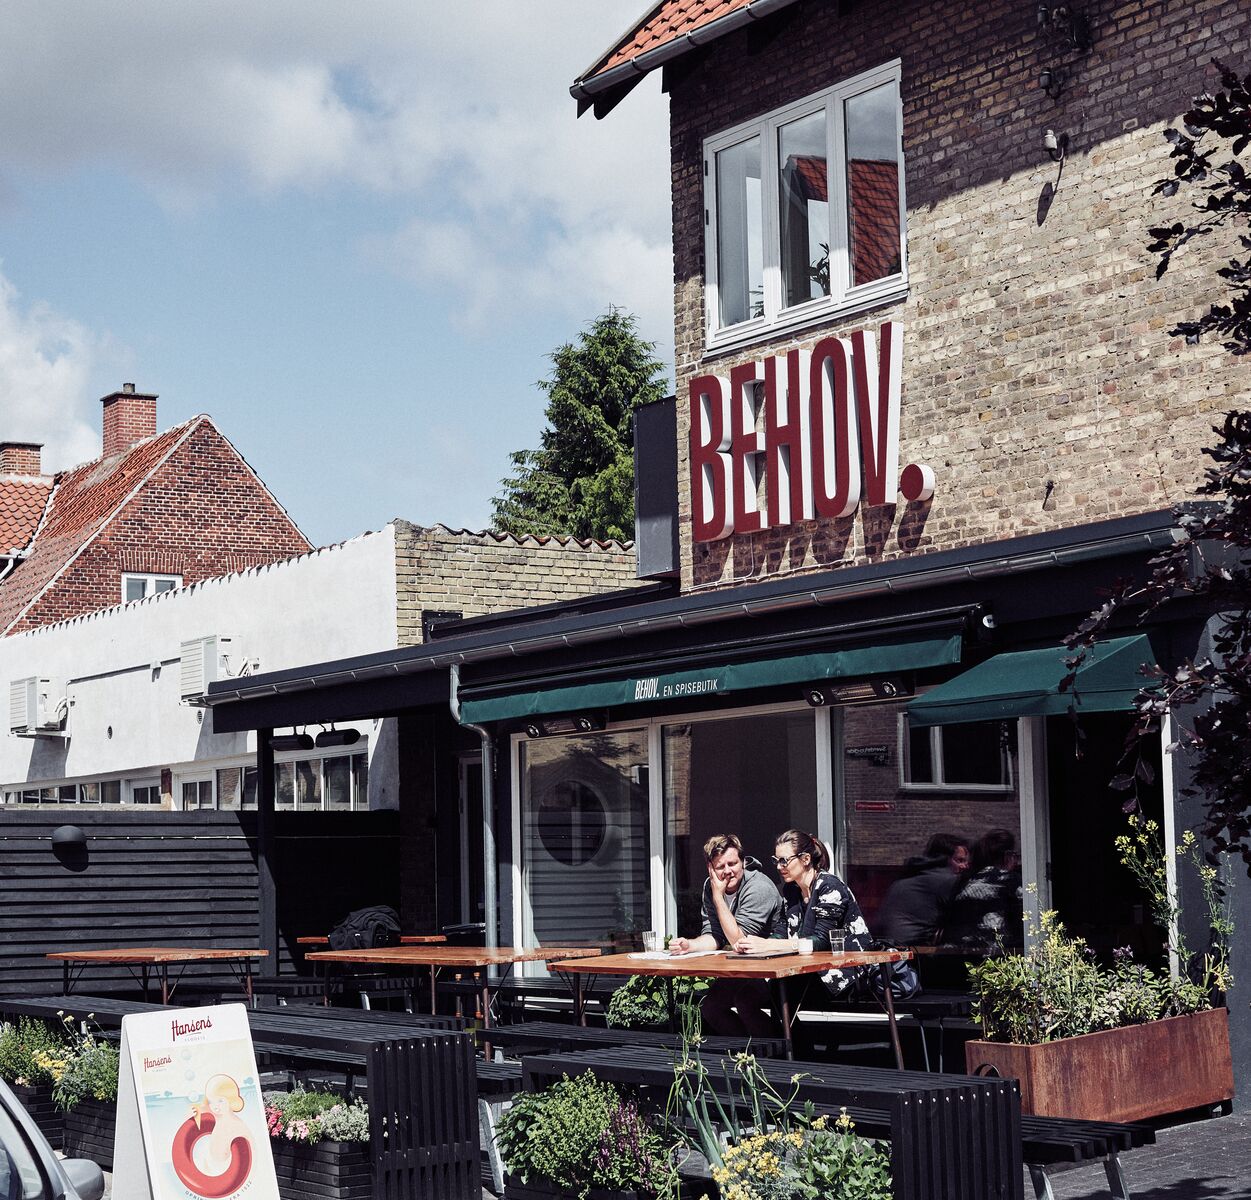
[270,1138,372,1200]
[9,1082,63,1149]
[505,1174,710,1200]
[61,1096,115,1171]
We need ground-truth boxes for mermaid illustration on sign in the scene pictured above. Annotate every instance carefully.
[170,1074,255,1198]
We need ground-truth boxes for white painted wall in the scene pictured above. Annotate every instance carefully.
[0,526,400,808]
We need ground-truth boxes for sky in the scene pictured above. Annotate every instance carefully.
[0,2,672,546]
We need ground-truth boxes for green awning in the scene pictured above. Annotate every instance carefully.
[906,634,1158,727]
[458,630,964,725]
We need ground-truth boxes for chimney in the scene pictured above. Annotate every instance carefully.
[0,442,43,476]
[101,383,158,458]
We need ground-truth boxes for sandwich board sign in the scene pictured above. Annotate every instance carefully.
[112,1005,279,1200]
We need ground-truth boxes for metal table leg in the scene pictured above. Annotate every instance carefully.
[879,963,904,1070]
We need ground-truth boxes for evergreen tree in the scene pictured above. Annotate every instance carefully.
[491,309,666,542]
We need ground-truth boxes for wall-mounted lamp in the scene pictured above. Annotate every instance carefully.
[1038,67,1065,100]
[804,678,912,708]
[270,731,315,752]
[1037,4,1093,51]
[314,726,361,749]
[1043,129,1068,163]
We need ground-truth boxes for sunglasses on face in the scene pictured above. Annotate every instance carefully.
[771,853,801,869]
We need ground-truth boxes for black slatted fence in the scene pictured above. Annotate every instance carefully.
[0,810,401,993]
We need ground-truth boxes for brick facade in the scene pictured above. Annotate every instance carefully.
[3,418,311,633]
[667,0,1251,591]
[393,520,640,645]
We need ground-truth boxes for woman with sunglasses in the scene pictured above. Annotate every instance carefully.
[734,828,873,999]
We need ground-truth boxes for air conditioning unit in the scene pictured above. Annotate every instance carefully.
[180,635,235,701]
[9,677,65,735]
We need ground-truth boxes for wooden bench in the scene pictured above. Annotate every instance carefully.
[811,989,975,1071]
[522,1045,1023,1200]
[487,1020,786,1060]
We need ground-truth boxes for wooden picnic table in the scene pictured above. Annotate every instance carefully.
[46,946,268,1005]
[304,944,602,1057]
[551,948,914,1065]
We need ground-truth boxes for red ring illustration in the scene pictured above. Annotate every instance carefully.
[171,1112,253,1198]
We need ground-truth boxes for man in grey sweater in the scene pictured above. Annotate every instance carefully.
[670,833,784,1036]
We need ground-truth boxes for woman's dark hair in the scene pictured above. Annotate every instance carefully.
[775,829,830,873]
[972,828,1017,872]
[925,832,968,861]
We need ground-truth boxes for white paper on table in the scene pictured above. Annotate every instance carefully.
[625,949,721,960]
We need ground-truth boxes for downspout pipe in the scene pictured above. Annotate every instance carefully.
[449,663,498,949]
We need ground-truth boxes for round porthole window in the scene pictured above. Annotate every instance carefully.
[537,781,607,866]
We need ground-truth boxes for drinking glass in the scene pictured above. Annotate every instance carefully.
[829,928,849,953]
[641,931,660,953]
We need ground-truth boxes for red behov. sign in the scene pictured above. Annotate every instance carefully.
[689,321,935,542]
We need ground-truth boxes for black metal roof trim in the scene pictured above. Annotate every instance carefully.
[205,509,1178,708]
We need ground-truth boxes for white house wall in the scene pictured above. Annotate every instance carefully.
[0,526,399,807]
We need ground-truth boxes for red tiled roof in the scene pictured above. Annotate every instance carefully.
[0,420,200,635]
[576,0,809,94]
[0,478,52,553]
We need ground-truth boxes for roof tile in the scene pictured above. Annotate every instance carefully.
[590,0,754,79]
[0,421,198,635]
[0,479,53,554]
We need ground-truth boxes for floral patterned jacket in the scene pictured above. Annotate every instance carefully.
[775,871,872,997]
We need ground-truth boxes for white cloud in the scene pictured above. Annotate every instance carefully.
[0,3,674,351]
[0,269,104,472]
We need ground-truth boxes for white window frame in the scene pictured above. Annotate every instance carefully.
[703,59,907,352]
[897,714,1015,793]
[127,777,162,806]
[177,774,215,811]
[121,573,182,603]
[271,746,369,812]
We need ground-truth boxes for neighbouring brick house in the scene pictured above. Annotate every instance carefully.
[0,384,311,635]
[201,0,1249,1088]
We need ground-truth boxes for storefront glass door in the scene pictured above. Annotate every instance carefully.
[661,710,818,937]
[517,730,651,950]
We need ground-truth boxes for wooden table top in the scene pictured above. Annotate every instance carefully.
[550,948,912,980]
[295,935,448,946]
[46,947,269,964]
[304,945,603,968]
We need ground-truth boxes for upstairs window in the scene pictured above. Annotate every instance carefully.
[704,61,905,349]
[122,573,181,603]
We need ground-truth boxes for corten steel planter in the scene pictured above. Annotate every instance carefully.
[8,1082,63,1149]
[269,1138,372,1200]
[61,1096,116,1171]
[965,1007,1234,1122]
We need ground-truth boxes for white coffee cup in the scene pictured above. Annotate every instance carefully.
[797,937,814,954]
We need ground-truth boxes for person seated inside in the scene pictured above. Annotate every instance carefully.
[735,828,873,1002]
[943,828,1024,954]
[669,833,784,1037]
[876,832,970,947]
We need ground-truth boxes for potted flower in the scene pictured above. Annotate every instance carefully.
[263,1088,371,1200]
[494,1071,677,1200]
[965,819,1234,1122]
[49,1019,119,1169]
[0,1017,72,1146]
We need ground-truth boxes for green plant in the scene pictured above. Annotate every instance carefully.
[494,1071,673,1199]
[0,1019,72,1087]
[264,1089,370,1145]
[709,1112,891,1200]
[48,1023,118,1111]
[1115,815,1234,999]
[793,1116,892,1200]
[606,974,711,1030]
